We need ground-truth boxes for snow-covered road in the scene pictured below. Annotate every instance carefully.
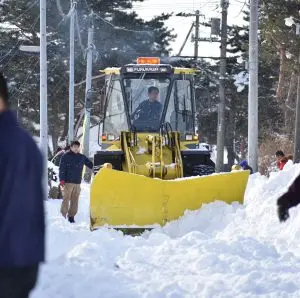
[32,164,300,298]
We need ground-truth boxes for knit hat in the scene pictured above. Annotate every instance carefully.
[240,160,248,167]
[231,164,242,171]
[0,73,8,105]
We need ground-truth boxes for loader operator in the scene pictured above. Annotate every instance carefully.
[132,86,162,131]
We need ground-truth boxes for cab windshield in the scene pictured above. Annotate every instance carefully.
[103,79,128,137]
[124,77,170,131]
[165,79,194,134]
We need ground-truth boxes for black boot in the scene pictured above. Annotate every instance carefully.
[68,216,75,223]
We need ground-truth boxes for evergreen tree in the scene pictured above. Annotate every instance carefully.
[0,0,175,151]
[259,0,300,135]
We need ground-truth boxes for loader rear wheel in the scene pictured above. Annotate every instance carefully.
[192,165,215,176]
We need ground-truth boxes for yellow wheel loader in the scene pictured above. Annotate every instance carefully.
[90,57,249,230]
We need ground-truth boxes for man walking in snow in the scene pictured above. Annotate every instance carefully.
[0,73,45,297]
[59,140,93,223]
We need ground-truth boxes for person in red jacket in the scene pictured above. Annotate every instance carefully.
[276,150,293,170]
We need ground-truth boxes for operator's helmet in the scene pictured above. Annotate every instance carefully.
[231,164,242,171]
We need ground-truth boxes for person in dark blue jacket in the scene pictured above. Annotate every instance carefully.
[239,160,254,174]
[0,73,45,298]
[59,141,93,223]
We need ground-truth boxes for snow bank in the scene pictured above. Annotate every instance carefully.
[48,161,59,189]
[32,165,300,297]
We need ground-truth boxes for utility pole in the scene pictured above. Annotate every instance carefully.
[82,16,94,159]
[68,1,76,143]
[177,23,194,56]
[248,0,259,171]
[194,10,200,59]
[176,11,209,58]
[216,0,229,172]
[40,0,48,198]
[294,50,300,162]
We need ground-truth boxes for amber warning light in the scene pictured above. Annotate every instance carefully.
[137,57,160,64]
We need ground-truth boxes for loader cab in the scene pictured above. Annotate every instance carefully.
[101,57,197,140]
[95,57,214,178]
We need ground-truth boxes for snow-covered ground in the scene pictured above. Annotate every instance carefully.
[32,164,300,298]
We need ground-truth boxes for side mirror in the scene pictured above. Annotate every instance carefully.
[98,120,104,147]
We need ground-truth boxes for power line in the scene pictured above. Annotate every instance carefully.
[55,0,75,29]
[235,0,247,17]
[56,0,66,17]
[0,15,40,70]
[75,10,86,56]
[12,0,39,24]
[0,33,26,63]
[93,12,152,33]
[56,0,73,18]
[134,1,219,6]
[82,2,147,33]
[231,0,249,4]
[133,2,219,9]
[11,59,39,100]
[83,0,92,11]
[0,49,14,64]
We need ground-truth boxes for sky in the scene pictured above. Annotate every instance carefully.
[133,0,247,57]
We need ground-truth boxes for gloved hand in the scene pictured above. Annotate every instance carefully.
[60,180,65,186]
[277,203,289,222]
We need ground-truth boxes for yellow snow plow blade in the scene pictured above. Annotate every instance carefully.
[90,168,249,230]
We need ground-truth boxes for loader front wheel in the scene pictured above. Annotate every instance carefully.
[192,165,215,176]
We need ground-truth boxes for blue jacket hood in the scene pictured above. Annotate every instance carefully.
[0,110,45,267]
[240,160,248,167]
[0,110,18,128]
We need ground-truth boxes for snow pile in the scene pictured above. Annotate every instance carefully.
[47,161,59,190]
[32,165,300,297]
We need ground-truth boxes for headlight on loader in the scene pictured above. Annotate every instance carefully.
[185,134,193,141]
[107,134,115,141]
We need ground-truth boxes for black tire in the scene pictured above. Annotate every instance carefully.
[192,165,215,176]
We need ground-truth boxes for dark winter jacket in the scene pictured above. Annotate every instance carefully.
[132,100,162,130]
[278,155,293,171]
[59,151,93,184]
[0,110,45,267]
[277,174,300,210]
[243,164,253,174]
[239,160,254,174]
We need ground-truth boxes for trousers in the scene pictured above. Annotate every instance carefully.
[60,183,81,218]
[0,265,39,298]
